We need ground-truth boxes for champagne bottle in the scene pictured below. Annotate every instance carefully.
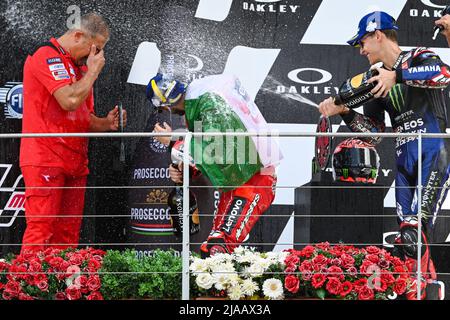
[334,68,379,109]
[167,172,200,238]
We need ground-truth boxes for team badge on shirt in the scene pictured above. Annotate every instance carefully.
[47,57,62,64]
[52,69,70,81]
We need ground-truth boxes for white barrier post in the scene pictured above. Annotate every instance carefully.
[182,132,192,300]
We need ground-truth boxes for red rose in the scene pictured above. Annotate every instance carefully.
[312,254,328,266]
[312,273,326,288]
[381,271,396,286]
[69,254,83,266]
[340,254,355,269]
[5,280,21,295]
[19,293,34,300]
[340,281,353,297]
[0,261,10,272]
[28,261,42,273]
[378,259,390,269]
[66,285,82,300]
[346,267,358,277]
[88,259,101,271]
[74,275,88,289]
[0,283,4,290]
[360,261,378,276]
[66,265,81,278]
[319,265,329,275]
[393,278,408,295]
[326,277,342,296]
[2,290,13,300]
[366,254,380,264]
[394,265,409,279]
[37,281,49,292]
[316,242,330,251]
[33,273,47,284]
[55,292,67,300]
[390,256,404,267]
[87,291,104,300]
[301,270,313,281]
[353,278,368,292]
[358,286,375,300]
[285,264,297,273]
[60,261,70,271]
[301,246,316,258]
[285,254,300,266]
[285,275,300,294]
[56,272,66,281]
[327,266,344,281]
[331,258,342,266]
[48,257,64,269]
[87,275,101,292]
[366,246,381,255]
[299,260,313,272]
[92,254,104,262]
[90,249,106,257]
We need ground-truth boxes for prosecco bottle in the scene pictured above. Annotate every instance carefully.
[334,68,379,109]
[167,181,200,238]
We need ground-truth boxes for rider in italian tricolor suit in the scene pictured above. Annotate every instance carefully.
[148,73,282,257]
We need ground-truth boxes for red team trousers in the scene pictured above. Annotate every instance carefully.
[21,166,87,253]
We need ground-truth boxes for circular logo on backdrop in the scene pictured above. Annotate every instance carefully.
[149,137,169,153]
[0,82,23,119]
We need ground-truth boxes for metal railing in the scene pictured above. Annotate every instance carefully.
[1,130,449,300]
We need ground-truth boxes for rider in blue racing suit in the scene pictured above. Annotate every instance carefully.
[319,11,450,300]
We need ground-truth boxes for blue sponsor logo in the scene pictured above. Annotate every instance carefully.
[47,57,62,64]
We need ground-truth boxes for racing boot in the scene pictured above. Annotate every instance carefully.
[399,217,435,300]
[200,231,234,258]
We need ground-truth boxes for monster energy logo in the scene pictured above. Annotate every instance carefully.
[343,168,349,179]
[371,168,377,179]
[389,85,405,112]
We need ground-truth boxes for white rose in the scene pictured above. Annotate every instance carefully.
[195,273,215,290]
[190,259,209,275]
[245,263,265,278]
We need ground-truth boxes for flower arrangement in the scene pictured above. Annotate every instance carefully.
[191,244,413,300]
[282,243,411,300]
[190,246,289,300]
[0,247,105,300]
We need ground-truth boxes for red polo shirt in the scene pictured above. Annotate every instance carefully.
[20,38,94,176]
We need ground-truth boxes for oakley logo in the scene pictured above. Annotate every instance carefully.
[411,0,447,17]
[420,0,446,9]
[288,68,333,85]
[243,1,299,13]
[278,68,338,96]
[186,54,204,73]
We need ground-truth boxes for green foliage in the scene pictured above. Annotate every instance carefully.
[99,249,182,300]
[315,288,326,300]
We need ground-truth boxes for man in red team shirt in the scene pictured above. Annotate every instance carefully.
[20,13,127,252]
